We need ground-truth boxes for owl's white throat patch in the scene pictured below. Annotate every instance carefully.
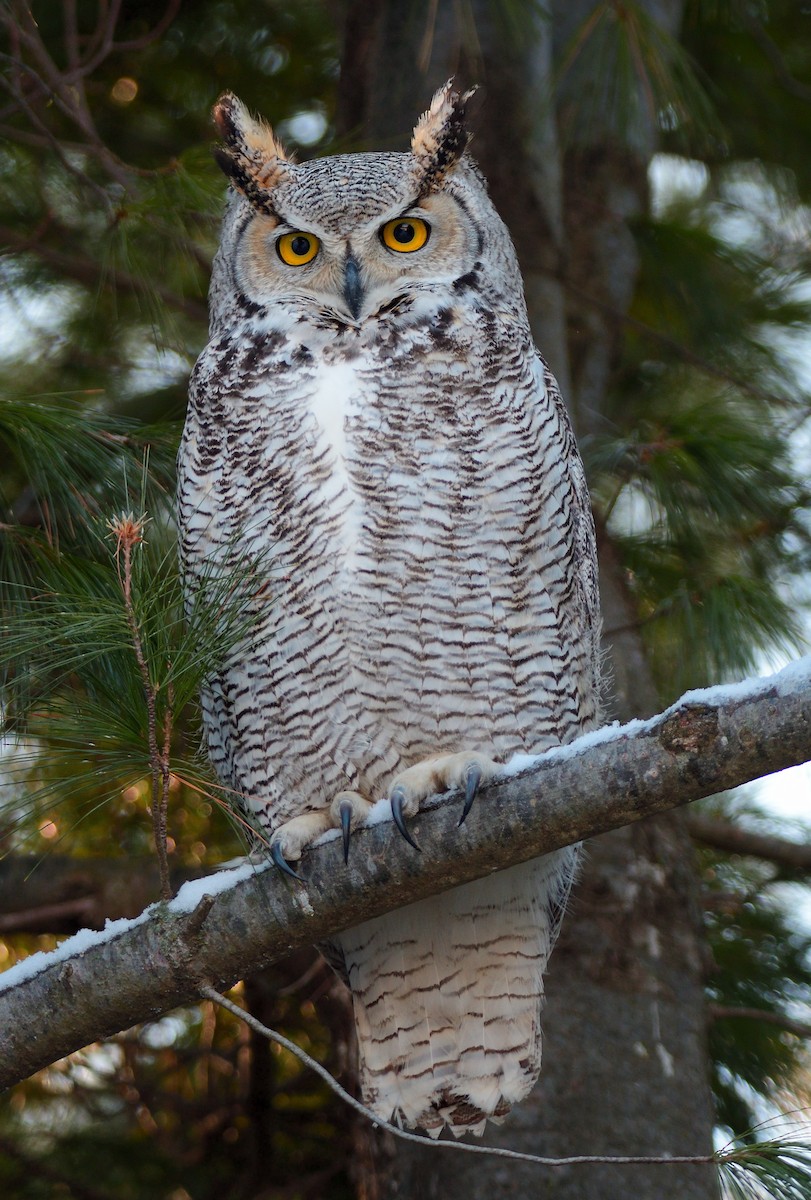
[310,358,357,465]
[309,358,363,573]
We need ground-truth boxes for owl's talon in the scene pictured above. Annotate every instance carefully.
[329,791,373,862]
[458,762,483,826]
[339,798,353,864]
[270,841,304,882]
[391,788,421,852]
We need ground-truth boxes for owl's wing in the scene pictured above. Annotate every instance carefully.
[176,349,258,815]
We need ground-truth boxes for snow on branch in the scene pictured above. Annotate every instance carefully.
[0,657,809,1093]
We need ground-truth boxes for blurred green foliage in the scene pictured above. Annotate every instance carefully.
[699,791,811,1141]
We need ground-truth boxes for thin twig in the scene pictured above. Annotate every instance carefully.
[0,58,112,205]
[744,13,811,105]
[101,0,181,60]
[201,985,715,1169]
[158,676,174,894]
[109,513,172,900]
[63,0,81,73]
[0,1,163,188]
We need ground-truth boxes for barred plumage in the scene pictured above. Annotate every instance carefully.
[178,81,601,1138]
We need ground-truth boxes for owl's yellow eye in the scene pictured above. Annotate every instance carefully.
[277,231,320,266]
[381,218,430,253]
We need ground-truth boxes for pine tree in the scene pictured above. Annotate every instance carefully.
[1,3,810,1198]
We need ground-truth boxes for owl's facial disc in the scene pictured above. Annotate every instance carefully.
[235,187,477,322]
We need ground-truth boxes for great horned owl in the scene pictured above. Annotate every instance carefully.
[178,81,602,1139]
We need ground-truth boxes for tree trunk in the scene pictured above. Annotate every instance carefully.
[334,3,719,1197]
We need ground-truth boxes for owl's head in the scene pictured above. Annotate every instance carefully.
[210,81,513,325]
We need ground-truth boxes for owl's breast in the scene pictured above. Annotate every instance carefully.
[295,306,482,578]
[307,312,595,753]
[180,308,598,801]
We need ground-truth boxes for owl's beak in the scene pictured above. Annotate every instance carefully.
[343,254,363,320]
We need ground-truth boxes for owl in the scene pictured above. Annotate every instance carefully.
[178,81,602,1139]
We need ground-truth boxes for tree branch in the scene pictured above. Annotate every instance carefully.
[686,812,811,873]
[0,222,208,323]
[708,1004,811,1041]
[0,658,809,1093]
[0,856,203,934]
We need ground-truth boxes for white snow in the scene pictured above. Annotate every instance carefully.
[168,860,267,912]
[314,827,342,846]
[673,653,811,708]
[0,860,266,995]
[500,719,649,778]
[365,797,397,825]
[0,910,152,994]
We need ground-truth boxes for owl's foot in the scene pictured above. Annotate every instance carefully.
[270,811,334,880]
[388,751,501,850]
[270,792,374,879]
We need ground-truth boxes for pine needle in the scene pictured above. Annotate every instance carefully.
[1,401,267,870]
[719,1130,811,1199]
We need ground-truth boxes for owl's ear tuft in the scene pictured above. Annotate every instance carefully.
[411,79,476,196]
[212,92,293,215]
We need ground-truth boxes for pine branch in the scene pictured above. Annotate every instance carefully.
[0,222,208,322]
[0,658,809,1093]
[109,513,172,900]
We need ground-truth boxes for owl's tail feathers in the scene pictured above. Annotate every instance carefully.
[338,849,577,1140]
[365,1008,542,1139]
[395,1055,533,1140]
